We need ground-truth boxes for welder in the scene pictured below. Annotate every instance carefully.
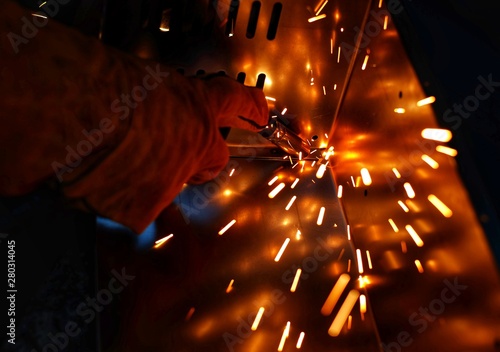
[0,0,269,233]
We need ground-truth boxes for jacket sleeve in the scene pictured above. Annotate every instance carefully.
[0,0,268,233]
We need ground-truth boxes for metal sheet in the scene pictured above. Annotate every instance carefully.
[330,2,500,351]
[96,0,500,351]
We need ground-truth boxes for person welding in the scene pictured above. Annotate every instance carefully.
[0,0,269,234]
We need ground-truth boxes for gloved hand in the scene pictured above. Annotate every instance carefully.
[0,0,268,233]
[187,74,268,184]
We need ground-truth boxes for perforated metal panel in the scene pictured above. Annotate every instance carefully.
[168,0,372,152]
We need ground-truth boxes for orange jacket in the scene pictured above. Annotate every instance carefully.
[0,0,268,233]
